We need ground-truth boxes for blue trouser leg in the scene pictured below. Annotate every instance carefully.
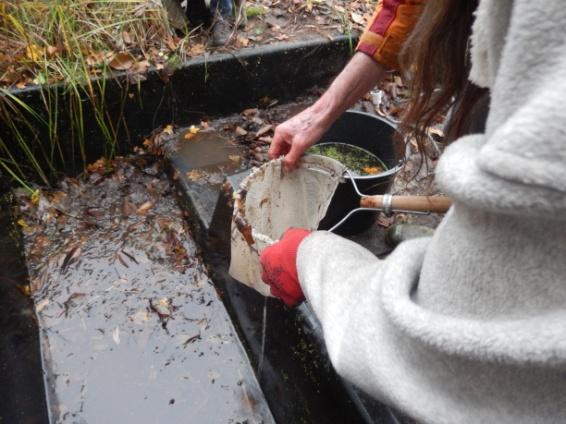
[210,0,233,18]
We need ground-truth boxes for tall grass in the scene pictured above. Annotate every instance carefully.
[0,0,194,187]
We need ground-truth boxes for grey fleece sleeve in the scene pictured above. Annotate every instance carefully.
[296,1,566,422]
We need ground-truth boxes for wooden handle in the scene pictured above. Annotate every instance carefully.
[360,195,452,214]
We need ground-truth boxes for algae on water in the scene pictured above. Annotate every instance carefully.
[308,142,387,176]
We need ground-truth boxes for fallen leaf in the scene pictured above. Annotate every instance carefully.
[351,12,365,25]
[116,252,129,268]
[122,31,133,45]
[109,52,135,71]
[189,43,205,55]
[242,108,258,119]
[36,299,49,313]
[136,201,154,215]
[258,136,273,144]
[186,170,203,182]
[129,59,150,75]
[121,198,137,216]
[255,124,273,138]
[61,244,82,272]
[235,126,248,136]
[184,125,200,140]
[112,327,120,345]
[228,155,241,163]
[237,36,250,47]
[26,44,42,61]
[46,45,58,57]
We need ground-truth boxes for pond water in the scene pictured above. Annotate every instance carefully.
[16,157,273,423]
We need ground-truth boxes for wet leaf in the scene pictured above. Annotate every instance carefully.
[109,52,135,71]
[116,252,129,268]
[121,249,139,264]
[121,198,137,216]
[35,299,49,313]
[181,333,200,347]
[61,244,82,273]
[149,297,172,319]
[112,327,120,345]
[136,201,154,215]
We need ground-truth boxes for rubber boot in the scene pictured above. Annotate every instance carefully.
[385,223,434,249]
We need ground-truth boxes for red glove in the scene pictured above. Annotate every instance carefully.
[259,228,311,307]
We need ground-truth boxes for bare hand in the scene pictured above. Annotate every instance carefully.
[269,107,330,169]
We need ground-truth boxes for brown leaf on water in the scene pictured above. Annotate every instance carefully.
[121,198,137,216]
[121,249,139,264]
[109,52,135,71]
[116,252,129,268]
[61,244,82,273]
[136,201,154,215]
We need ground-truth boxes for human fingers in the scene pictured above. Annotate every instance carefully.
[269,126,291,159]
[282,136,309,169]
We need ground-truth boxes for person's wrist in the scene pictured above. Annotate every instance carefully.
[310,93,341,124]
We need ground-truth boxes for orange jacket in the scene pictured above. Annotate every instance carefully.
[356,0,424,70]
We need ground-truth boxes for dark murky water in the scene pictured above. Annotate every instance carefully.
[16,158,273,423]
[0,203,49,423]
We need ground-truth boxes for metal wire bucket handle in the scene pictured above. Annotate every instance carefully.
[328,169,452,233]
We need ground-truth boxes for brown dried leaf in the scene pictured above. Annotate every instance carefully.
[129,60,150,75]
[122,198,137,216]
[61,244,82,272]
[109,52,135,71]
[235,126,248,136]
[189,43,206,56]
[255,124,273,138]
[136,201,154,215]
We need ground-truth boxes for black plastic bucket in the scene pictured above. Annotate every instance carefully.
[316,110,404,235]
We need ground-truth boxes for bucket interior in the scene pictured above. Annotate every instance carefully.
[315,110,403,235]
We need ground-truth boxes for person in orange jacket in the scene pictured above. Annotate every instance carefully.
[269,0,424,168]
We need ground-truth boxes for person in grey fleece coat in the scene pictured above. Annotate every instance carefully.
[260,0,566,423]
